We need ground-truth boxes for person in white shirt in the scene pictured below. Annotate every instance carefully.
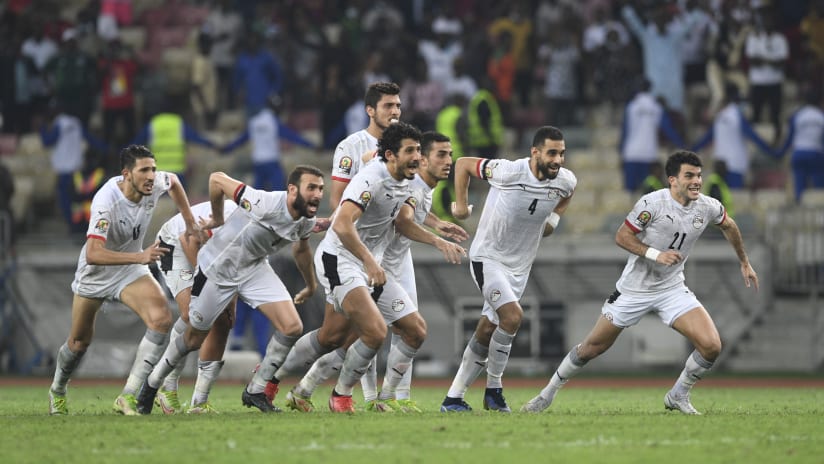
[440,126,576,413]
[152,200,238,414]
[775,88,824,202]
[265,122,465,413]
[135,166,325,414]
[522,150,759,415]
[745,11,789,144]
[48,145,197,416]
[282,131,468,414]
[692,83,773,188]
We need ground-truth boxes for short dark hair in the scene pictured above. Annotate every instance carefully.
[288,165,324,187]
[665,150,702,177]
[531,126,564,148]
[421,131,450,157]
[120,144,154,171]
[364,82,401,109]
[377,121,421,161]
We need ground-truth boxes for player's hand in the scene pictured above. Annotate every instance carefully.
[364,259,386,288]
[434,220,469,242]
[741,262,759,291]
[451,202,474,220]
[436,238,467,264]
[656,250,684,266]
[311,217,331,233]
[139,240,170,264]
[293,286,315,304]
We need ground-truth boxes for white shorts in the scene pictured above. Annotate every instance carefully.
[71,263,151,301]
[188,261,291,331]
[469,260,527,325]
[386,248,417,307]
[373,275,418,325]
[161,268,195,298]
[601,284,703,328]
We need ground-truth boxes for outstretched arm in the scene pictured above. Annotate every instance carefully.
[333,200,385,287]
[166,173,197,238]
[543,194,573,237]
[395,204,466,264]
[424,211,469,242]
[205,171,244,229]
[615,222,684,266]
[717,215,759,290]
[451,156,484,219]
[291,238,317,304]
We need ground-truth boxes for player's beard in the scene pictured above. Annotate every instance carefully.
[293,191,318,218]
[538,160,559,180]
[132,177,153,196]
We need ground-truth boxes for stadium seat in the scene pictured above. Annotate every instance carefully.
[800,189,824,207]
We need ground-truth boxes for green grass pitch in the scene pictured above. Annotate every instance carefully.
[1,380,822,463]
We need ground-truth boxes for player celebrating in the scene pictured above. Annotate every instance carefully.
[441,126,576,413]
[521,150,758,415]
[48,144,197,416]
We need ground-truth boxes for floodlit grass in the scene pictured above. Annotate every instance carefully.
[1,383,822,463]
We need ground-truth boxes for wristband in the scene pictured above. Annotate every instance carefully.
[644,247,661,262]
[547,212,560,229]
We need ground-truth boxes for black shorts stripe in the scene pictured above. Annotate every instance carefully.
[471,260,484,290]
[371,285,383,302]
[158,237,175,272]
[321,252,341,291]
[191,268,208,297]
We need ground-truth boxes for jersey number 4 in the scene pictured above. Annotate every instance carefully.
[527,199,538,215]
[668,232,686,250]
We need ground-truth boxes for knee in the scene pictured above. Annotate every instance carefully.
[145,307,172,332]
[317,329,346,351]
[281,320,303,339]
[361,323,387,349]
[698,339,722,362]
[399,318,427,349]
[497,305,523,333]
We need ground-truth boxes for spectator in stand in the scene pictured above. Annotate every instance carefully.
[0,33,31,134]
[488,4,534,108]
[691,83,774,188]
[466,79,504,160]
[400,56,445,132]
[190,32,217,131]
[745,10,788,145]
[704,160,735,218]
[706,3,752,115]
[202,0,242,111]
[132,99,217,189]
[538,25,581,127]
[486,30,515,122]
[0,162,13,245]
[444,56,477,102]
[21,20,58,122]
[39,102,108,233]
[800,0,824,93]
[418,18,463,86]
[639,162,666,196]
[233,32,283,116]
[622,2,705,130]
[46,28,97,126]
[98,37,138,174]
[775,88,824,202]
[620,79,685,192]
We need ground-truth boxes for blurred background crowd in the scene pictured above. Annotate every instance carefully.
[1,0,823,241]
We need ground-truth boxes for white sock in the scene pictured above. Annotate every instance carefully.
[274,329,324,381]
[446,335,487,399]
[147,333,193,389]
[162,318,189,391]
[379,337,417,400]
[486,327,515,389]
[124,329,167,394]
[538,344,587,401]
[361,358,379,402]
[248,331,299,394]
[334,339,378,396]
[190,359,224,406]
[295,348,345,397]
[50,343,84,395]
[393,334,414,400]
[671,350,713,396]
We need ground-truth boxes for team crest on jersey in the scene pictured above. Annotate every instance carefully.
[692,215,704,229]
[339,156,353,174]
[490,289,502,302]
[483,165,494,179]
[604,312,614,322]
[191,310,204,324]
[634,211,651,227]
[391,299,405,312]
[146,200,154,210]
[240,198,252,212]
[94,219,109,234]
[359,191,372,205]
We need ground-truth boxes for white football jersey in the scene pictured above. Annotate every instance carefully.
[330,129,378,185]
[381,174,433,273]
[158,200,237,247]
[617,189,726,293]
[322,160,414,264]
[197,185,316,285]
[470,158,577,275]
[75,171,174,281]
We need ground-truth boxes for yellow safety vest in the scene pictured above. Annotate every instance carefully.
[150,113,185,173]
[436,105,464,161]
[704,173,735,218]
[467,90,503,149]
